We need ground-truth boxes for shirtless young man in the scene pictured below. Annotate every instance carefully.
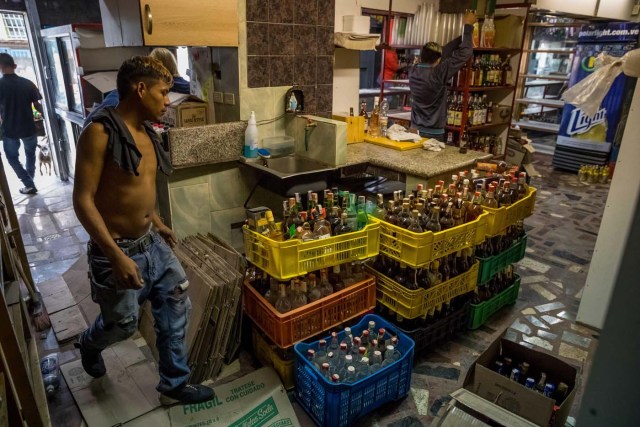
[73,56,213,404]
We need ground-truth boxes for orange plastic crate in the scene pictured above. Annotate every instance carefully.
[483,187,537,237]
[370,212,487,268]
[243,274,377,348]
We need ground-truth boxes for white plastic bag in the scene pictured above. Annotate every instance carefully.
[562,49,640,118]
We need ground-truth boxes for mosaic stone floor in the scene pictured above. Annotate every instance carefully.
[11,151,607,426]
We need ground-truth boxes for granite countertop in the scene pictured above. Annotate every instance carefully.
[344,143,493,178]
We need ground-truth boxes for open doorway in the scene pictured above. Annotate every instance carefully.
[0,10,59,196]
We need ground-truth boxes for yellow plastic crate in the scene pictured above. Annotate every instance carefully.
[483,187,537,237]
[370,212,487,268]
[243,221,379,280]
[252,326,295,389]
[367,262,479,320]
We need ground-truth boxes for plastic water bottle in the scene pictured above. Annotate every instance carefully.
[40,353,60,396]
[244,111,258,158]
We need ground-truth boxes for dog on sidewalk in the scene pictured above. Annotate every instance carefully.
[38,138,52,176]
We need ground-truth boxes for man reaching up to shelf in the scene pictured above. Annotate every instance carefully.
[409,11,477,141]
[73,56,214,404]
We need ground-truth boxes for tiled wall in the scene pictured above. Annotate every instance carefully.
[245,0,336,116]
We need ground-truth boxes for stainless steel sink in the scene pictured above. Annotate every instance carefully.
[240,154,336,179]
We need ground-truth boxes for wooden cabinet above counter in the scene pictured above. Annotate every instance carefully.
[99,0,238,47]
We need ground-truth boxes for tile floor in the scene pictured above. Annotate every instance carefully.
[10,151,608,426]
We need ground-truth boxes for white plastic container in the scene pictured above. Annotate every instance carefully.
[244,111,259,158]
[262,135,295,157]
[343,15,370,34]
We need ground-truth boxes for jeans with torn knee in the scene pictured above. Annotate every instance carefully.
[81,232,191,392]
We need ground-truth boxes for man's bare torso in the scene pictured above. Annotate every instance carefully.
[94,125,157,239]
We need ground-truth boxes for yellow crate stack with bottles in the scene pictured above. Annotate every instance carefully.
[242,190,380,388]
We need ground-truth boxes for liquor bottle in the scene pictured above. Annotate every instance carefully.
[293,279,308,308]
[319,269,333,297]
[263,210,283,241]
[357,195,368,230]
[427,260,442,286]
[313,206,332,239]
[297,222,314,241]
[425,206,442,232]
[399,202,412,229]
[482,189,498,208]
[454,94,463,127]
[346,193,358,231]
[480,95,488,125]
[460,131,469,150]
[469,58,478,86]
[499,182,512,206]
[467,95,475,126]
[275,283,291,313]
[473,95,482,126]
[328,331,340,353]
[501,58,512,86]
[380,98,389,137]
[440,202,455,230]
[335,213,353,236]
[369,96,381,137]
[369,351,383,373]
[307,273,322,302]
[359,101,369,133]
[480,15,496,48]
[328,206,341,234]
[447,93,455,126]
[407,210,423,232]
[486,101,493,123]
[374,194,386,219]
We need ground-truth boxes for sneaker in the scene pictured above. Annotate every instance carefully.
[74,338,106,378]
[19,187,37,195]
[160,383,215,405]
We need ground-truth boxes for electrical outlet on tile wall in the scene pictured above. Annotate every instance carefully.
[224,93,236,105]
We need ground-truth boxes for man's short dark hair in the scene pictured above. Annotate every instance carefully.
[421,42,443,64]
[0,53,16,68]
[117,56,173,100]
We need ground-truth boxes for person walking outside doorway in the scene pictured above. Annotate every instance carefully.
[0,53,44,195]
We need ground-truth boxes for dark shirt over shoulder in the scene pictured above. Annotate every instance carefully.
[0,74,42,138]
[409,25,474,132]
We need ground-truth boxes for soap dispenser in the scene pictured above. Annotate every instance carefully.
[244,111,259,158]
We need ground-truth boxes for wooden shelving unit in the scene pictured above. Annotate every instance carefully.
[0,157,49,427]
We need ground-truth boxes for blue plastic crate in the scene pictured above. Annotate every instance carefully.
[294,314,415,427]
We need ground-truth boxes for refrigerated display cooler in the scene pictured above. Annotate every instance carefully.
[553,22,640,172]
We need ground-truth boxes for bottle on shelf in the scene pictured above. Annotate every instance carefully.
[480,15,496,48]
[359,101,369,133]
[369,96,381,137]
[380,98,389,137]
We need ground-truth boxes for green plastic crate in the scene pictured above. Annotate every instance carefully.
[469,274,521,330]
[476,235,527,285]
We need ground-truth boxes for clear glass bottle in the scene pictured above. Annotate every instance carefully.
[319,269,333,298]
[264,277,279,307]
[297,222,314,241]
[341,327,354,353]
[307,273,322,302]
[328,331,340,353]
[481,15,496,48]
[321,362,331,380]
[380,98,389,137]
[343,365,357,384]
[316,339,328,365]
[274,283,291,313]
[370,350,383,373]
[313,205,332,239]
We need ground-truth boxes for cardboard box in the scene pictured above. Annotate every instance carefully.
[332,112,365,143]
[505,139,527,166]
[163,93,209,128]
[343,15,370,34]
[463,330,577,427]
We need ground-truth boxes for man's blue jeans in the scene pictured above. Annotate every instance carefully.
[81,232,192,392]
[3,135,37,188]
